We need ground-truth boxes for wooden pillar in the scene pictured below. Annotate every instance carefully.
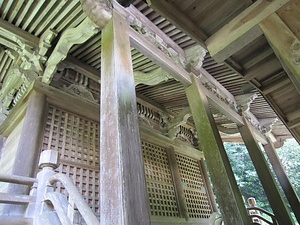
[238,117,294,225]
[165,147,189,220]
[199,158,218,212]
[100,10,150,225]
[263,137,300,224]
[185,75,252,225]
[5,91,47,215]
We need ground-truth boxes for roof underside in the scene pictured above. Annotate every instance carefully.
[0,0,299,144]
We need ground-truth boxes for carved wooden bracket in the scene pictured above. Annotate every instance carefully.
[134,68,172,86]
[42,17,100,84]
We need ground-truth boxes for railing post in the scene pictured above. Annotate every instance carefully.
[33,149,59,225]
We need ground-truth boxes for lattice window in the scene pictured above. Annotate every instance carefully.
[142,141,179,217]
[176,153,212,219]
[42,105,100,214]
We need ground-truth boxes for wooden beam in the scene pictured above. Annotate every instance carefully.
[100,10,150,225]
[0,18,39,49]
[262,76,291,95]
[0,193,34,205]
[206,0,291,63]
[259,13,300,95]
[62,55,100,83]
[147,0,208,48]
[0,173,37,186]
[115,3,185,57]
[129,28,245,126]
[129,27,192,86]
[263,138,300,224]
[238,117,294,225]
[186,75,252,225]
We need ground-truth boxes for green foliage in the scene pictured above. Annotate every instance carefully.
[224,142,271,210]
[277,139,300,197]
[224,139,300,224]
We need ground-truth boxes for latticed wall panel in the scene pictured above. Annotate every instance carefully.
[142,141,179,218]
[175,153,212,219]
[42,104,212,220]
[42,105,100,214]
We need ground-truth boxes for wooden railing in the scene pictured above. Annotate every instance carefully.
[247,206,279,225]
[0,173,36,206]
[46,173,99,225]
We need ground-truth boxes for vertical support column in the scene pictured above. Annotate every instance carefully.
[263,138,300,224]
[185,75,252,225]
[165,147,189,220]
[100,10,150,225]
[4,91,46,215]
[198,158,218,212]
[238,117,294,225]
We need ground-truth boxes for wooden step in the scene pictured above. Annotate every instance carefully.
[0,193,35,205]
[0,216,33,225]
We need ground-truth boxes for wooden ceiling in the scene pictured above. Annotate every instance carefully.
[0,0,299,144]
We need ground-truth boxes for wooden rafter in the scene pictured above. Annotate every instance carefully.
[206,0,291,63]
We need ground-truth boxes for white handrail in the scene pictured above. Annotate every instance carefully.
[47,173,99,225]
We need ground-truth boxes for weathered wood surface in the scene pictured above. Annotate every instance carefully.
[198,159,218,212]
[0,216,33,225]
[0,193,34,205]
[259,13,300,95]
[165,147,189,220]
[238,117,294,225]
[148,0,207,48]
[206,0,291,62]
[263,138,300,224]
[186,75,252,225]
[4,91,46,215]
[100,10,150,225]
[0,173,37,186]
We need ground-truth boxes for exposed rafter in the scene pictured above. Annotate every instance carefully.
[206,0,291,63]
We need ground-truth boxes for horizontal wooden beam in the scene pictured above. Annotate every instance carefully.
[148,0,208,48]
[0,216,32,225]
[0,173,37,186]
[62,55,100,82]
[0,193,35,205]
[129,27,192,86]
[206,0,291,63]
[0,18,39,48]
[287,117,300,129]
[262,76,291,95]
[259,13,300,95]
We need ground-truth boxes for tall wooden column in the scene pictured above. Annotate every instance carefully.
[5,91,47,215]
[263,138,300,224]
[238,117,294,225]
[186,75,252,225]
[100,10,151,225]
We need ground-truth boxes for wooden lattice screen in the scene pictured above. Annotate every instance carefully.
[42,104,212,220]
[142,141,179,217]
[176,153,212,219]
[42,105,100,214]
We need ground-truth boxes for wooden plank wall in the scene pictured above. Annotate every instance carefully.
[0,118,24,213]
[41,104,213,224]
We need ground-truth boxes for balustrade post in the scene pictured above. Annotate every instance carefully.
[33,149,59,225]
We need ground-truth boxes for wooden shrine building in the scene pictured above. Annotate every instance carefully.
[0,0,299,224]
